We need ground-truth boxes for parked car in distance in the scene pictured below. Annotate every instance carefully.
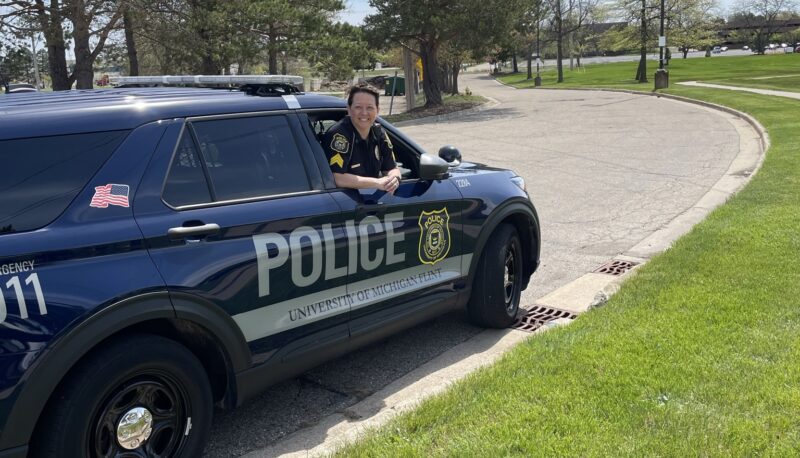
[743,45,750,51]
[720,46,729,52]
[4,83,37,94]
[712,46,721,54]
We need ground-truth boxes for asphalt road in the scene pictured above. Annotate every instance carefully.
[203,73,742,457]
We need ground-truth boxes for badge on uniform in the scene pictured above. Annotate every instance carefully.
[418,208,451,265]
[331,133,350,154]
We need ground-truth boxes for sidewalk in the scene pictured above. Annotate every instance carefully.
[677,81,800,100]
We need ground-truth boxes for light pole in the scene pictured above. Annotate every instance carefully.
[535,3,542,87]
[654,0,669,89]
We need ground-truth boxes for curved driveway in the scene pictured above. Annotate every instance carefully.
[205,73,749,457]
[401,73,744,305]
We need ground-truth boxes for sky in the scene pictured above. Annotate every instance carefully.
[338,0,742,25]
[339,0,375,25]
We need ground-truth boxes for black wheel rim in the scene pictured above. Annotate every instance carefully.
[90,372,189,458]
[503,241,520,313]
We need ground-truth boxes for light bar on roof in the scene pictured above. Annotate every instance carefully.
[110,74,304,86]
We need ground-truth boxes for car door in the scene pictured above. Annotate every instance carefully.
[303,113,468,339]
[134,112,354,365]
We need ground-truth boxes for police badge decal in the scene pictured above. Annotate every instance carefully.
[418,208,451,265]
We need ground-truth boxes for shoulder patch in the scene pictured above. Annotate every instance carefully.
[331,133,350,154]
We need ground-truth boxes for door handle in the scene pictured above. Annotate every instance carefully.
[357,201,385,216]
[167,223,220,240]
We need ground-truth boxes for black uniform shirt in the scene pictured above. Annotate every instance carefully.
[323,116,396,178]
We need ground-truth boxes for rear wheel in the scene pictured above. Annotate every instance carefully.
[467,223,524,328]
[32,334,213,458]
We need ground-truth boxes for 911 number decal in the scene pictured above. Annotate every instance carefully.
[0,272,48,324]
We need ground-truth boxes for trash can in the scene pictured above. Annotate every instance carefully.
[384,76,405,96]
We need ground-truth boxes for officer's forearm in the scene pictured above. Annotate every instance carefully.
[333,173,381,189]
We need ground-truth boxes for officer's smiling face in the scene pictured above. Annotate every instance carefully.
[348,92,378,137]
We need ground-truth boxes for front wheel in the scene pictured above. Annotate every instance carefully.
[467,223,524,328]
[32,334,213,458]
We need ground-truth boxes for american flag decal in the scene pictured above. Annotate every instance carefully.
[90,184,130,208]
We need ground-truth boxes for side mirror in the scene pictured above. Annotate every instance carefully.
[438,145,462,165]
[419,154,450,181]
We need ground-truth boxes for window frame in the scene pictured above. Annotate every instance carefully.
[161,111,324,211]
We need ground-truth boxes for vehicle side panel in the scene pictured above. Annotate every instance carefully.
[0,122,169,450]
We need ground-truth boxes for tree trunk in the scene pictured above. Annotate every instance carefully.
[512,54,518,73]
[35,0,70,90]
[196,24,217,74]
[420,40,443,107]
[451,63,460,94]
[71,2,94,89]
[267,23,279,74]
[636,0,648,83]
[556,15,564,83]
[683,48,689,58]
[569,32,574,71]
[123,10,139,76]
[439,63,450,93]
[526,45,533,80]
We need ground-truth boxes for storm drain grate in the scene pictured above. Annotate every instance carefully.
[510,305,576,332]
[593,259,639,276]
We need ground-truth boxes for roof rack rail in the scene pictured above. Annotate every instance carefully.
[110,75,305,95]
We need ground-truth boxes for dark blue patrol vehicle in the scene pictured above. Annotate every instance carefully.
[0,75,540,457]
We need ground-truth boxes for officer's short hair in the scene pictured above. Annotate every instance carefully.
[347,83,380,107]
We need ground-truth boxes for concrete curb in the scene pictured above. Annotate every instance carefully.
[252,83,767,458]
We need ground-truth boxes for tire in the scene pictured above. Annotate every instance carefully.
[32,334,213,458]
[467,223,524,328]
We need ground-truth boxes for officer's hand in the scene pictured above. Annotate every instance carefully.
[378,176,399,195]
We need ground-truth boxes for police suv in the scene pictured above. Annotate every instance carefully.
[0,75,540,457]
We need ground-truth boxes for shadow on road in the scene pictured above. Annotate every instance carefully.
[203,309,501,457]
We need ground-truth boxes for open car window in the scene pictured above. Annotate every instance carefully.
[305,110,421,180]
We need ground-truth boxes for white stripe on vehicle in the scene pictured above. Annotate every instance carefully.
[233,254,471,342]
[283,95,301,109]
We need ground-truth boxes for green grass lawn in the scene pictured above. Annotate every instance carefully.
[335,57,800,456]
[499,53,800,92]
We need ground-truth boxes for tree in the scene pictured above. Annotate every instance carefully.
[1,0,122,89]
[0,43,35,81]
[304,22,373,80]
[67,0,123,88]
[121,0,345,76]
[507,0,546,81]
[365,0,521,107]
[120,0,139,75]
[245,0,345,75]
[729,0,798,53]
[614,0,665,82]
[546,0,597,82]
[670,0,719,59]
